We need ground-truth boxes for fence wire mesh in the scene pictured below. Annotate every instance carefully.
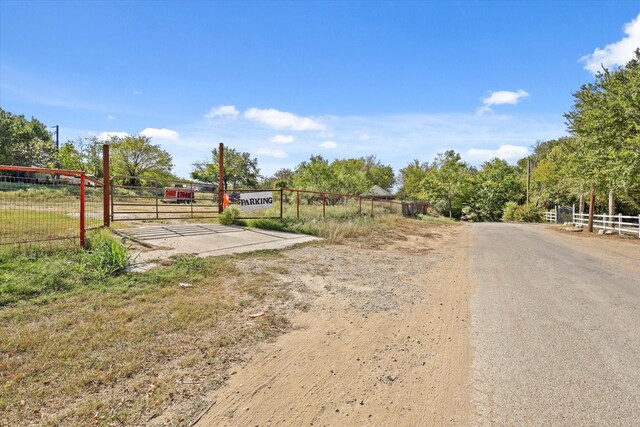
[0,168,104,247]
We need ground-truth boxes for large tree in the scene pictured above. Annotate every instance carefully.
[564,49,640,215]
[191,146,260,189]
[0,108,55,167]
[110,135,173,186]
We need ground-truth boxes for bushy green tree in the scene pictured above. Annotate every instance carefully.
[398,159,430,200]
[110,135,173,186]
[466,158,523,221]
[191,147,259,189]
[564,49,640,213]
[0,108,55,167]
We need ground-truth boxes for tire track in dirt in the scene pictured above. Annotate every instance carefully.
[194,224,472,426]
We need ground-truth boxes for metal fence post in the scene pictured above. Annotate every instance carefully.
[618,213,622,235]
[280,188,284,220]
[572,204,575,223]
[296,190,300,219]
[322,193,326,219]
[80,173,86,247]
[358,197,362,215]
[102,144,110,227]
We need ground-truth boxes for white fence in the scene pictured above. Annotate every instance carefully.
[546,206,640,238]
[545,211,556,223]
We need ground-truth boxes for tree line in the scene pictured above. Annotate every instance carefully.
[2,50,638,219]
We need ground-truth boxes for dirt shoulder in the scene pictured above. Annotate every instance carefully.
[194,221,473,426]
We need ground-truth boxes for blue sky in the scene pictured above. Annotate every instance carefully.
[1,1,639,180]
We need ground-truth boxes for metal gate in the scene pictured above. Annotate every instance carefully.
[110,176,219,221]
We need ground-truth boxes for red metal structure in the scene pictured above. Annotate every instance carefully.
[162,187,195,204]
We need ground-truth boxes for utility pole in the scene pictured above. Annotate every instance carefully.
[526,158,531,204]
[54,125,59,151]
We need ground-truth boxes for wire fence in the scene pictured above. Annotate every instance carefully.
[0,166,105,248]
[223,188,428,220]
[111,176,219,221]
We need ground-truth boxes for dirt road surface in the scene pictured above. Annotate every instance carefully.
[193,221,640,426]
[471,223,640,426]
[195,222,473,426]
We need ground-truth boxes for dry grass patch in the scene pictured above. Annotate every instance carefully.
[1,251,295,426]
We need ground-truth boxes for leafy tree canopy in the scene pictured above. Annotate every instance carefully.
[0,108,55,167]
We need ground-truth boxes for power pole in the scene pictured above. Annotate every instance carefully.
[526,158,531,204]
[54,125,59,151]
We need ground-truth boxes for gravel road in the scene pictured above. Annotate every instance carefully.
[470,223,640,426]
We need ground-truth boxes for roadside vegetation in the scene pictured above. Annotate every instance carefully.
[1,215,449,426]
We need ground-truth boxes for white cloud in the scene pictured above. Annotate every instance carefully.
[244,107,325,131]
[107,115,116,120]
[477,89,530,114]
[132,89,143,96]
[465,144,530,163]
[357,132,371,141]
[319,140,337,149]
[97,131,129,141]
[256,148,288,158]
[581,14,640,73]
[140,128,180,140]
[204,105,240,120]
[269,134,295,144]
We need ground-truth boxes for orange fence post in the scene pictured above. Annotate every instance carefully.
[80,173,86,247]
[102,144,110,227]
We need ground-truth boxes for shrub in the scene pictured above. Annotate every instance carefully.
[502,202,519,222]
[219,206,241,225]
[514,203,543,223]
[86,232,129,276]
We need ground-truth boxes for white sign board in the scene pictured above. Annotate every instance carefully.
[238,191,274,211]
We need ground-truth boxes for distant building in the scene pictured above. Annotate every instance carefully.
[362,185,394,199]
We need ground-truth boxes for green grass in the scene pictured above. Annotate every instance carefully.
[0,208,79,244]
[0,242,292,426]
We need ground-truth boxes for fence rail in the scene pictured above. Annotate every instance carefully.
[220,188,428,220]
[0,165,105,247]
[573,213,640,237]
[545,205,640,238]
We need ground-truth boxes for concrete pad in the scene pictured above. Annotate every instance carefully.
[121,224,320,271]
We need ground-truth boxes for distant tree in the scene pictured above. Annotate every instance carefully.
[292,155,335,193]
[361,155,396,190]
[466,158,523,221]
[110,135,173,186]
[57,142,83,171]
[191,146,260,189]
[398,159,430,200]
[262,168,294,190]
[424,150,472,218]
[0,108,55,167]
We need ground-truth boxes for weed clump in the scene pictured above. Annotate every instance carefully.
[219,206,241,225]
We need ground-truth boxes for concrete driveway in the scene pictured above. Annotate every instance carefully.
[118,223,319,270]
